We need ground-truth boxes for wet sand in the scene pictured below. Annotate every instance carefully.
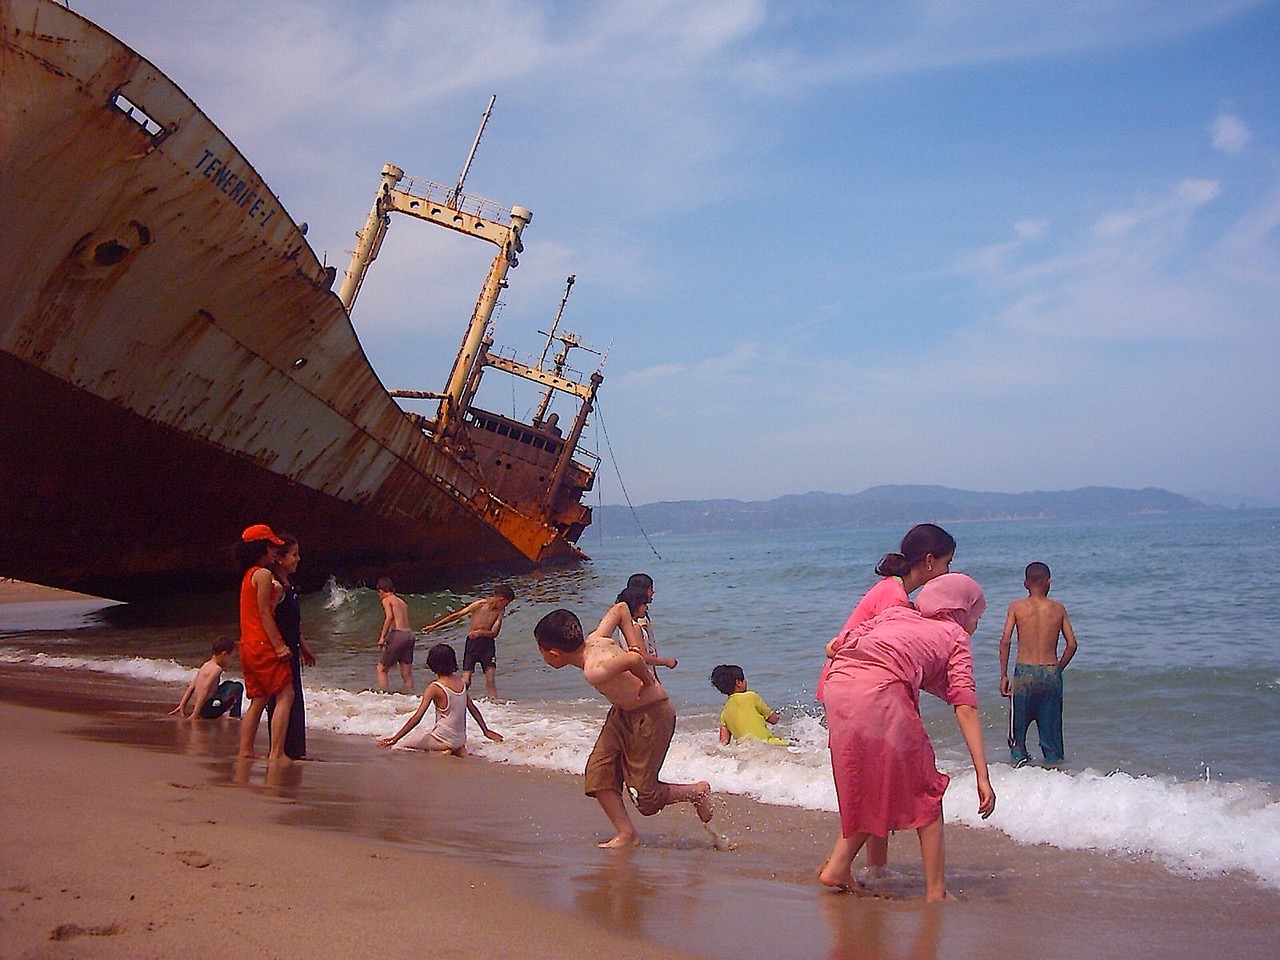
[1,661,1277,960]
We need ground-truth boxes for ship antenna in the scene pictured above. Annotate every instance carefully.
[447,94,496,210]
[538,275,576,370]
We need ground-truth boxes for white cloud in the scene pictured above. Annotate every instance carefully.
[736,0,1265,86]
[1212,112,1251,155]
[1093,180,1220,240]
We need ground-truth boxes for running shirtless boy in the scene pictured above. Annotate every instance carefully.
[535,608,719,849]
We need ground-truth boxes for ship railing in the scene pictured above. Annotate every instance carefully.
[487,344,590,388]
[396,175,511,227]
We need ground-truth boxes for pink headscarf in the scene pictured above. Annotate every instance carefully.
[916,573,986,633]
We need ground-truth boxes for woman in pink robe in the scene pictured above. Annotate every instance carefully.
[819,573,996,901]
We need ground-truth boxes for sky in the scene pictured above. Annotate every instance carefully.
[72,0,1280,507]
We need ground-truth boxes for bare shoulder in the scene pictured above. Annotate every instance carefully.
[595,601,626,630]
[582,635,616,661]
[583,636,630,669]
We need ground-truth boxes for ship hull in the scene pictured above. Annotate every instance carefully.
[0,0,583,599]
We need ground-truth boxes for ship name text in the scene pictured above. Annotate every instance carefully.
[193,150,278,228]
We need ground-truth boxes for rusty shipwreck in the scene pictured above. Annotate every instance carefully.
[0,0,603,600]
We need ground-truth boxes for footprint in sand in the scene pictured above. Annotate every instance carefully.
[177,850,212,869]
[50,922,122,941]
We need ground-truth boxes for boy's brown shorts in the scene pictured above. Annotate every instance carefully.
[584,697,677,816]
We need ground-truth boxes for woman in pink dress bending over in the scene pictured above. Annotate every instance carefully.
[817,522,957,874]
[235,524,294,760]
[819,573,996,901]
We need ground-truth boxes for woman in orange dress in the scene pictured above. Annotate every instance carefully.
[235,524,294,759]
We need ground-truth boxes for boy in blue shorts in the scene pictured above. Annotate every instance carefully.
[999,562,1079,766]
[423,585,514,699]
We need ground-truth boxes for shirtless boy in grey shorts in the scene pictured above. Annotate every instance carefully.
[376,577,416,692]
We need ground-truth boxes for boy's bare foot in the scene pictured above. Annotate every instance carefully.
[598,832,641,849]
[692,782,713,823]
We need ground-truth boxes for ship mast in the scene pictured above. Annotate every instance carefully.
[336,163,401,311]
[532,275,578,426]
[447,94,494,209]
[336,98,531,437]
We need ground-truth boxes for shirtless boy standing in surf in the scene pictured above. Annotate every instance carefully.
[534,608,719,848]
[999,562,1079,766]
[422,585,514,698]
[377,577,416,692]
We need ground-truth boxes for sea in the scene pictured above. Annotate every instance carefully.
[3,511,1279,889]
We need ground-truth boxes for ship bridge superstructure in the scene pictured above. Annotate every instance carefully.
[339,146,602,554]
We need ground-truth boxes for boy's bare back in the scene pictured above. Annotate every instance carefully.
[192,659,223,708]
[170,656,225,717]
[1006,595,1072,665]
[382,593,410,631]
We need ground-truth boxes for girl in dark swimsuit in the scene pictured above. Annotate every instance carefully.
[267,534,316,759]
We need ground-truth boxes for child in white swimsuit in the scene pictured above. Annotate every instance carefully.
[376,644,503,756]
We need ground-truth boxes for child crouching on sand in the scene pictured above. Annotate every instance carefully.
[377,644,503,756]
[170,637,243,719]
[534,608,722,848]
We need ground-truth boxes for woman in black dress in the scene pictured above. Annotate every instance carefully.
[268,534,316,759]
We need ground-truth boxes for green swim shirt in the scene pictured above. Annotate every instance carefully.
[720,690,786,744]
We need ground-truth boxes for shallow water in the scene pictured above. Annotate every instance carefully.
[3,510,1279,886]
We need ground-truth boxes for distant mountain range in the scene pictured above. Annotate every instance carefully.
[593,484,1223,538]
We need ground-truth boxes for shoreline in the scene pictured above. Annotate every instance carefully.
[2,661,1278,959]
[0,578,116,605]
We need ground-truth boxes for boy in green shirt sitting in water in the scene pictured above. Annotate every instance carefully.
[711,664,786,745]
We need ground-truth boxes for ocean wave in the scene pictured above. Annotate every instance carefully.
[949,764,1280,887]
[328,685,1280,889]
[0,648,193,684]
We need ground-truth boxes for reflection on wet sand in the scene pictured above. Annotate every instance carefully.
[820,891,944,960]
[233,755,304,794]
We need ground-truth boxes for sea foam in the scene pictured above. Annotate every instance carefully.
[6,647,1278,890]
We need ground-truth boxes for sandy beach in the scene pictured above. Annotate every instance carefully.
[1,651,1277,960]
[0,580,106,604]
